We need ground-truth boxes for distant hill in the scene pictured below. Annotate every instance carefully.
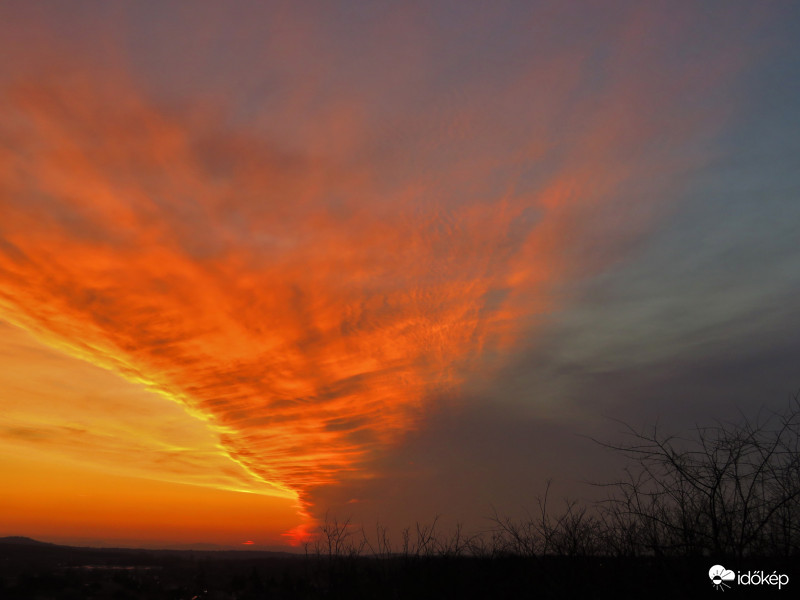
[0,536,54,546]
[0,536,298,560]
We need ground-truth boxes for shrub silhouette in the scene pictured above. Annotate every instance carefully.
[305,393,800,561]
[596,393,800,558]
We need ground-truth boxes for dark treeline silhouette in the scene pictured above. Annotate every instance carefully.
[2,395,798,599]
[305,394,800,561]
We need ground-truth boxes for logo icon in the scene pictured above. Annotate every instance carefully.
[709,565,735,591]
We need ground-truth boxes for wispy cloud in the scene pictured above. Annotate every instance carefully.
[0,1,753,538]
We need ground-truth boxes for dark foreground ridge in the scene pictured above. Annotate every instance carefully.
[0,537,795,600]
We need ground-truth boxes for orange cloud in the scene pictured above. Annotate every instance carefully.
[0,2,740,540]
[0,75,546,529]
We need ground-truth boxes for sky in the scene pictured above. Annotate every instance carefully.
[1,0,799,550]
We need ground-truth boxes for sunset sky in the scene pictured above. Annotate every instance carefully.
[1,1,799,550]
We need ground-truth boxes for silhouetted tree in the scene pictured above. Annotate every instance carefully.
[598,393,800,558]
